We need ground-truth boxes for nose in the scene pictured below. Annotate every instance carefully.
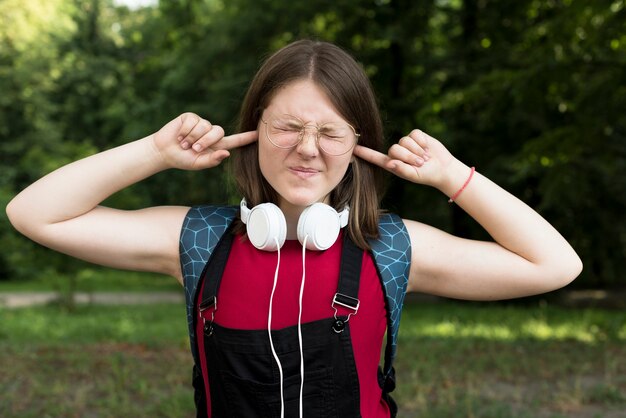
[296,127,320,158]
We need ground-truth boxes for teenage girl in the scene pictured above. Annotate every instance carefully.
[6,40,582,417]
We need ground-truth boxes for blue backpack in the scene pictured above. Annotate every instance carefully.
[179,205,411,404]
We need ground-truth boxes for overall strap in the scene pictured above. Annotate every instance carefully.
[180,205,238,364]
[198,228,235,336]
[368,213,412,392]
[332,234,363,332]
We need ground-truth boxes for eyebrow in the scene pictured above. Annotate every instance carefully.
[277,113,345,125]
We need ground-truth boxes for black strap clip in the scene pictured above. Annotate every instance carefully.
[199,296,217,336]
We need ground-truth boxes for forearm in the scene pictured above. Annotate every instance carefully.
[438,159,582,278]
[6,135,167,232]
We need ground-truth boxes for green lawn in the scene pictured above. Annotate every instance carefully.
[0,301,624,418]
[0,268,180,292]
[394,302,626,417]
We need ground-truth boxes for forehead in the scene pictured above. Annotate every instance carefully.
[265,79,345,123]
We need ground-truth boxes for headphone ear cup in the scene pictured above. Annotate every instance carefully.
[297,203,341,251]
[246,203,286,251]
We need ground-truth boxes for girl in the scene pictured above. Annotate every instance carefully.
[6,40,582,417]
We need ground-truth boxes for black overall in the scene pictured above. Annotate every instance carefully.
[193,229,368,418]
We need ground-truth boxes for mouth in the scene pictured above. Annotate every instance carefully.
[289,166,321,178]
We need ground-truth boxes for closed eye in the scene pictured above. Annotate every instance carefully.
[273,119,304,132]
[320,127,347,139]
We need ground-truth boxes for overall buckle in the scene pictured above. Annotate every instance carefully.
[331,293,360,333]
[199,296,217,336]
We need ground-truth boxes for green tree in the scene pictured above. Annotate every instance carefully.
[2,0,623,288]
[440,0,626,286]
[0,0,80,281]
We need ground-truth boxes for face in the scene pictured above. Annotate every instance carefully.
[258,79,354,212]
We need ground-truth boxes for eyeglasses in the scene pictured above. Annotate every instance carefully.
[261,114,359,156]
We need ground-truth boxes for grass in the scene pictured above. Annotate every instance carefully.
[394,302,626,417]
[0,268,180,292]
[1,301,624,418]
[0,303,193,418]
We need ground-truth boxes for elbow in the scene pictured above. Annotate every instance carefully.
[567,254,584,285]
[5,197,33,236]
[5,198,21,231]
[549,252,583,292]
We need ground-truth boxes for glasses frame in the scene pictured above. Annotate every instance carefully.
[260,114,360,156]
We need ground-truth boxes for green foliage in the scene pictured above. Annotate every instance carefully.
[1,0,624,286]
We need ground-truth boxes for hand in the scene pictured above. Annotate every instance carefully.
[353,129,456,189]
[152,112,258,170]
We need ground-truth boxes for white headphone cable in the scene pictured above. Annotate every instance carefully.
[297,235,308,418]
[268,237,284,418]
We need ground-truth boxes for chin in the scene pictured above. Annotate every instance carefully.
[280,190,330,208]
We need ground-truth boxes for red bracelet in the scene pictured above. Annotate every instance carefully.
[448,166,475,203]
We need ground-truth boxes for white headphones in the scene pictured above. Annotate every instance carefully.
[240,198,349,251]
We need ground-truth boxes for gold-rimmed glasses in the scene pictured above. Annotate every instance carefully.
[261,114,359,156]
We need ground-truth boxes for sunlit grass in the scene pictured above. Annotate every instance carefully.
[413,318,609,342]
[399,301,625,343]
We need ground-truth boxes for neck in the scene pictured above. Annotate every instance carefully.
[279,202,305,240]
[278,194,333,239]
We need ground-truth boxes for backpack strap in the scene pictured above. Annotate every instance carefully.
[180,205,238,363]
[368,213,412,392]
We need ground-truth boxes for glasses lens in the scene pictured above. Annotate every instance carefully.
[268,117,302,148]
[318,123,355,155]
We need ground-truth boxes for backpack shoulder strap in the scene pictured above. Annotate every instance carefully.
[180,205,238,363]
[368,212,412,389]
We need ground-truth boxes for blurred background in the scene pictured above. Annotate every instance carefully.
[1,0,624,290]
[0,1,625,417]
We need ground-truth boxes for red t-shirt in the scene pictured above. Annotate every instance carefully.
[197,232,391,417]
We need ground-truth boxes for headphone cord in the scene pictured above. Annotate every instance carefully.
[268,237,285,418]
[297,236,308,418]
[267,236,308,418]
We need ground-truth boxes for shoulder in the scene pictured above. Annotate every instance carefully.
[376,213,409,239]
[179,205,238,281]
[179,204,239,250]
[370,212,412,255]
[181,205,239,225]
[368,212,412,286]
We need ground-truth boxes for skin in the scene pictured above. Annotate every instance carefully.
[5,80,582,298]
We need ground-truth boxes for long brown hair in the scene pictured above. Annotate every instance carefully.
[232,40,385,249]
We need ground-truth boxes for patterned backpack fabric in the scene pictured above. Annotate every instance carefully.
[179,205,411,390]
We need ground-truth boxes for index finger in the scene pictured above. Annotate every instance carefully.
[218,130,259,150]
[353,145,392,169]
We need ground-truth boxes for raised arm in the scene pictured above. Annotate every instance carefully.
[354,130,582,300]
[6,113,257,283]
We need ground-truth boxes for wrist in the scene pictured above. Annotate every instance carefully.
[436,159,473,199]
[142,134,171,172]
